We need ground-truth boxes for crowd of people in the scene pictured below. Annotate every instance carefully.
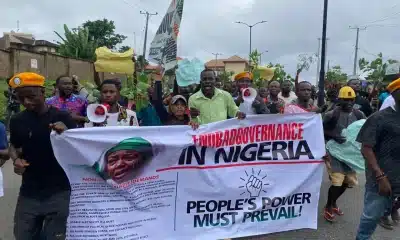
[0,65,399,240]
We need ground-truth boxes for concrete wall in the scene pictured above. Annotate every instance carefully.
[0,48,127,83]
[0,50,10,78]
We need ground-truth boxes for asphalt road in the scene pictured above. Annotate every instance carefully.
[0,161,399,240]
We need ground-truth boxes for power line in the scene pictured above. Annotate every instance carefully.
[364,24,400,28]
[361,10,400,27]
[121,0,142,10]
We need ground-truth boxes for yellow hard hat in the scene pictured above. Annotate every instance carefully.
[338,86,356,99]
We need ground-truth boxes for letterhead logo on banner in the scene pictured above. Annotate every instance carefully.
[149,0,184,72]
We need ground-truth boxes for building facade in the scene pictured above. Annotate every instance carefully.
[205,55,249,78]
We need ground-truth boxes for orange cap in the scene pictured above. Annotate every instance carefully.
[9,72,45,89]
[234,72,253,81]
[387,78,400,93]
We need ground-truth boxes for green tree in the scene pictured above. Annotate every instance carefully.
[217,70,235,84]
[358,53,398,83]
[249,49,260,69]
[119,45,131,53]
[82,19,127,49]
[326,65,348,84]
[136,55,149,71]
[265,63,294,82]
[55,24,98,60]
[296,53,317,74]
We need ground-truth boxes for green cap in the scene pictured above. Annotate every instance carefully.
[106,137,152,156]
[94,137,153,177]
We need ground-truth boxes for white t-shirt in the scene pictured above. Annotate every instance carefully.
[239,101,256,115]
[85,109,139,127]
[380,95,395,111]
[278,91,298,105]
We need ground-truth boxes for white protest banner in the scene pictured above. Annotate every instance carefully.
[51,114,325,240]
[148,0,184,71]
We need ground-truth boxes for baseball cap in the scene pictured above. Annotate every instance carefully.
[171,95,187,105]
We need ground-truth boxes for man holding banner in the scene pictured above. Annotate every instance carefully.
[8,72,76,240]
[51,110,326,239]
[189,69,246,124]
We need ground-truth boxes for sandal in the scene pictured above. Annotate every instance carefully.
[324,208,335,222]
[332,207,344,216]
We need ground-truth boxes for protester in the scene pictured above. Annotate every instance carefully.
[85,79,138,127]
[278,80,297,104]
[322,86,366,223]
[153,79,192,126]
[178,86,192,101]
[215,76,223,89]
[379,78,399,111]
[46,75,88,127]
[233,72,269,115]
[0,121,9,198]
[8,72,76,239]
[380,64,400,111]
[112,77,129,108]
[378,87,390,109]
[347,78,373,117]
[52,83,59,96]
[223,81,234,94]
[259,86,268,99]
[355,78,400,239]
[311,85,318,106]
[4,77,21,130]
[284,81,319,113]
[137,81,162,126]
[326,88,339,111]
[72,74,98,103]
[265,80,285,114]
[189,69,246,124]
[375,79,400,229]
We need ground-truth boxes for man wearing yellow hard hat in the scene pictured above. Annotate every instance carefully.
[7,72,76,239]
[322,86,366,223]
[355,78,400,238]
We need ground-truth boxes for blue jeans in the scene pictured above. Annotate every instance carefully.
[356,188,392,240]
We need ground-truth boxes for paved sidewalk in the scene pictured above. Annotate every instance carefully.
[1,161,399,240]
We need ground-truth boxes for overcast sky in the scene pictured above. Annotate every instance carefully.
[1,0,400,84]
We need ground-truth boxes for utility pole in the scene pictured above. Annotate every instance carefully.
[259,50,268,65]
[316,38,330,90]
[318,0,329,107]
[349,26,366,75]
[140,10,158,69]
[235,21,267,68]
[211,53,222,72]
[17,20,20,32]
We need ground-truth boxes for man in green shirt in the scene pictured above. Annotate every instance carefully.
[189,69,246,124]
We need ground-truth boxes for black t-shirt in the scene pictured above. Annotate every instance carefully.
[356,108,400,195]
[10,107,77,199]
[354,95,372,117]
